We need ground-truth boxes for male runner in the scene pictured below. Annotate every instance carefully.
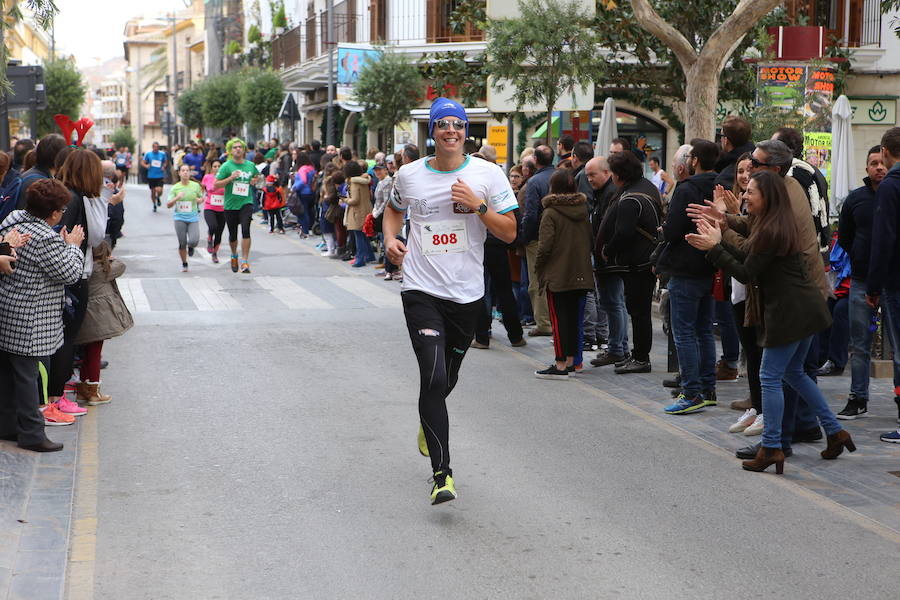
[142,142,168,212]
[214,138,259,273]
[384,98,518,504]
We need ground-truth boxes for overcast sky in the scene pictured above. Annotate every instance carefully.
[53,0,187,68]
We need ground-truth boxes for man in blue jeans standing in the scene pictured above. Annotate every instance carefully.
[837,145,895,420]
[657,140,721,413]
[866,127,900,443]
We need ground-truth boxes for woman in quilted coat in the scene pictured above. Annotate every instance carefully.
[0,178,84,452]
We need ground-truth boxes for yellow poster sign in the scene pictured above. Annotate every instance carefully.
[488,125,508,162]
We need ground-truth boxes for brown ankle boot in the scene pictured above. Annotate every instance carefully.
[821,429,856,460]
[75,381,93,403]
[741,446,785,474]
[76,381,110,406]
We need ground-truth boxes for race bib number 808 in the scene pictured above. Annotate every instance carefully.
[421,221,467,255]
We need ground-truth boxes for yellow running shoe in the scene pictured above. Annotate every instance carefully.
[417,425,429,457]
[430,471,457,505]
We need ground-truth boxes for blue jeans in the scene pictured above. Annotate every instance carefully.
[668,276,716,398]
[759,335,843,449]
[849,279,875,399]
[351,230,374,264]
[298,194,315,234]
[517,257,534,322]
[715,299,740,366]
[817,296,849,370]
[882,289,900,391]
[596,274,629,356]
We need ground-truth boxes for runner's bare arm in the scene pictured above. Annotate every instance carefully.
[384,204,408,266]
[451,178,517,243]
[212,171,238,189]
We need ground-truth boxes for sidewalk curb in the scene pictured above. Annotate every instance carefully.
[0,420,79,600]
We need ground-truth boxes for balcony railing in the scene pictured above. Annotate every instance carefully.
[426,0,482,43]
[785,0,882,47]
[272,0,483,71]
[273,24,301,69]
[306,15,317,60]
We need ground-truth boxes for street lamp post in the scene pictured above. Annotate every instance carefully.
[326,0,334,147]
[170,11,178,147]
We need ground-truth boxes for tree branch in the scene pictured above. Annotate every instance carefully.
[629,0,697,69]
[701,0,783,65]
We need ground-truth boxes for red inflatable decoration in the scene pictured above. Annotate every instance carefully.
[54,114,94,146]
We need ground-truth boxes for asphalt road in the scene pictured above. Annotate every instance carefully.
[71,184,898,600]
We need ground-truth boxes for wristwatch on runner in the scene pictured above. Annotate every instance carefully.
[476,202,488,216]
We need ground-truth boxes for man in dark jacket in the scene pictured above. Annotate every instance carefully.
[521,145,555,336]
[581,156,616,351]
[593,151,661,374]
[556,134,574,163]
[15,134,67,210]
[659,140,720,414]
[866,127,900,443]
[714,116,754,190]
[308,139,324,172]
[571,141,595,200]
[836,145,892,420]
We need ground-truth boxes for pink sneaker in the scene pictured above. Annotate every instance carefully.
[57,396,87,416]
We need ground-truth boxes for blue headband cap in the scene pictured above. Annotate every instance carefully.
[429,97,468,137]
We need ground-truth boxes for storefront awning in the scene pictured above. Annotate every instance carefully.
[531,116,560,139]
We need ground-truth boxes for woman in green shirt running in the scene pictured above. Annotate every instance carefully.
[167,164,204,272]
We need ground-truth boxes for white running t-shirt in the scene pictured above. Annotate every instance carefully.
[390,155,518,303]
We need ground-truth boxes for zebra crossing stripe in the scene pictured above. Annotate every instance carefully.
[255,276,333,310]
[179,278,242,311]
[328,276,398,308]
[118,278,151,313]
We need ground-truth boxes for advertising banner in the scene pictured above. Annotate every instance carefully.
[757,65,807,109]
[336,46,381,109]
[756,62,836,130]
[804,131,832,186]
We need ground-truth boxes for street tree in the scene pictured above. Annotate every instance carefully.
[352,50,423,150]
[484,0,600,147]
[36,57,86,137]
[199,72,243,131]
[177,83,205,131]
[239,69,284,131]
[110,126,136,152]
[627,0,783,141]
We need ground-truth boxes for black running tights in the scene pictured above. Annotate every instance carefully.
[205,209,226,247]
[401,290,482,474]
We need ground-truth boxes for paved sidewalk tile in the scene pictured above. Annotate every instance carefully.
[509,314,900,533]
[0,423,79,600]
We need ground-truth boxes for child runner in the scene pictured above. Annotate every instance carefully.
[167,164,203,272]
[262,175,286,234]
[202,160,225,263]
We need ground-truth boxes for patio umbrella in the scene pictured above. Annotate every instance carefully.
[830,95,856,216]
[594,97,618,157]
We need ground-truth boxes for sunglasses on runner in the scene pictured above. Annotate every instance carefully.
[435,119,467,131]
